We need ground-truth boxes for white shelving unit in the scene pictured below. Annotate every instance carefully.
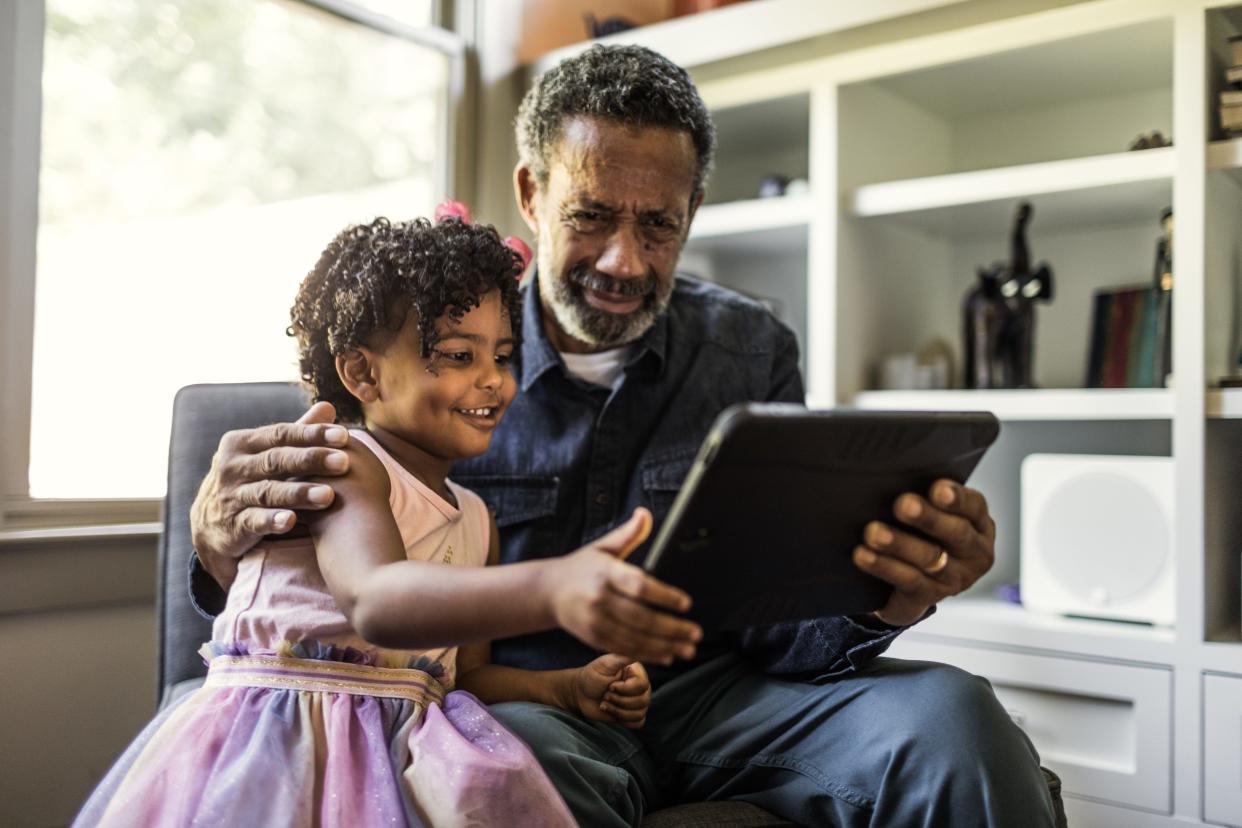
[849,149,1176,238]
[1208,387,1242,417]
[523,1,1242,824]
[687,194,811,248]
[853,388,1174,420]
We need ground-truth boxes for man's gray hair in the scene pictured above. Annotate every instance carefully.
[516,44,716,199]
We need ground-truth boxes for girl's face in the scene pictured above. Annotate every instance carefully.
[364,289,517,464]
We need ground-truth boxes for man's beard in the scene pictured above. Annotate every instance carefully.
[540,259,673,349]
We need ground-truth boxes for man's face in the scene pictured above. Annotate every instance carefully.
[519,116,699,353]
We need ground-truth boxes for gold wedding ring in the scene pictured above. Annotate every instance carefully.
[924,549,950,575]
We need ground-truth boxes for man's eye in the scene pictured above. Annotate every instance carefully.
[570,211,607,229]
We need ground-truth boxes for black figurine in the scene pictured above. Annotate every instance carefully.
[962,202,1054,389]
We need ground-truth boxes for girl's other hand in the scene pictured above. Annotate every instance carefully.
[547,508,702,665]
[568,654,651,729]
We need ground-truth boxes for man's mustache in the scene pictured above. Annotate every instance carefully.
[569,267,656,298]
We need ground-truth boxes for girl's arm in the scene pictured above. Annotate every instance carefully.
[307,437,550,649]
[456,518,653,730]
[307,436,701,661]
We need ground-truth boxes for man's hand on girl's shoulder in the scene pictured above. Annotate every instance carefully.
[190,401,351,588]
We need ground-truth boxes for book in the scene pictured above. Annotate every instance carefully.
[1222,89,1242,107]
[1228,64,1242,85]
[1086,285,1164,389]
[1104,289,1138,388]
[1085,291,1112,388]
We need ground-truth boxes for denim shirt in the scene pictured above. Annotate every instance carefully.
[451,274,904,683]
[191,274,904,682]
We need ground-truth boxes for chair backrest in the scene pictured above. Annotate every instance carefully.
[158,382,310,706]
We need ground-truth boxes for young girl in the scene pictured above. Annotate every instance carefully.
[74,211,701,827]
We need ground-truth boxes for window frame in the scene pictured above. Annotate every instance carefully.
[0,0,470,533]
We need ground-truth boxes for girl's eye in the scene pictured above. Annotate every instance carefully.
[436,350,472,363]
[495,353,513,368]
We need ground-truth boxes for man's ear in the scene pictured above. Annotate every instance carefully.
[336,349,380,404]
[514,163,541,234]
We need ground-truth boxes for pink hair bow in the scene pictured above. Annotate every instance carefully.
[434,199,531,275]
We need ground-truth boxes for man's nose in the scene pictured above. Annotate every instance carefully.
[595,224,646,280]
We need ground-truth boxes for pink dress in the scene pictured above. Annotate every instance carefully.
[74,430,576,827]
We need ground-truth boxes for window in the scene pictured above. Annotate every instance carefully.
[1,0,463,515]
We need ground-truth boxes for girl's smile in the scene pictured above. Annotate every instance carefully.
[342,289,517,497]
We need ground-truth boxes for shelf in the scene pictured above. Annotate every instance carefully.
[1201,636,1242,675]
[1209,137,1242,186]
[686,195,811,254]
[1208,388,1242,418]
[904,596,1177,665]
[848,149,1174,239]
[531,0,965,74]
[851,388,1173,421]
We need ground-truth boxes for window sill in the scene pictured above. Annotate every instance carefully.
[0,496,162,544]
[0,521,161,546]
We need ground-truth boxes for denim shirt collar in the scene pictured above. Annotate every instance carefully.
[518,270,669,392]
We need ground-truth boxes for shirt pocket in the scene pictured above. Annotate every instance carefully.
[453,475,560,561]
[640,450,697,524]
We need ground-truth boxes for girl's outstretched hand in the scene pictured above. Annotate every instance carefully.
[548,508,702,665]
[568,654,651,729]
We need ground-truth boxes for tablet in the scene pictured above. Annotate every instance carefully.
[643,404,1000,630]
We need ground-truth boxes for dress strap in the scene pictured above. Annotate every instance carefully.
[200,646,446,705]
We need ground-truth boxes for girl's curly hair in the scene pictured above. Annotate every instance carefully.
[288,216,524,422]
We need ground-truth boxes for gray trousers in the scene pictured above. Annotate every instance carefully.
[491,655,1056,827]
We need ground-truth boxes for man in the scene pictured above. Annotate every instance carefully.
[192,45,1054,826]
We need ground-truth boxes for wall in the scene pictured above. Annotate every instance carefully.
[0,535,157,827]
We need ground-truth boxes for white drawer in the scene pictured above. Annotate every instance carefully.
[1205,673,1242,827]
[886,637,1171,813]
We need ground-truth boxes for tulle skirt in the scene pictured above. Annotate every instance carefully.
[72,643,575,827]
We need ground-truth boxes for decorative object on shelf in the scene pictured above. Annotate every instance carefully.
[1084,207,1171,389]
[876,339,952,391]
[1020,454,1175,626]
[584,14,637,39]
[994,582,1021,606]
[962,202,1054,389]
[757,174,790,198]
[1126,130,1172,150]
[1221,35,1242,136]
[757,175,808,198]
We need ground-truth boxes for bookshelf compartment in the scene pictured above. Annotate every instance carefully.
[704,93,810,207]
[836,211,1169,400]
[1206,420,1242,648]
[849,150,1174,239]
[838,19,1173,189]
[681,226,810,374]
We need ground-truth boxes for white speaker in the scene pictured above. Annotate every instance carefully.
[1020,454,1175,626]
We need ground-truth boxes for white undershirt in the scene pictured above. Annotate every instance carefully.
[559,346,633,389]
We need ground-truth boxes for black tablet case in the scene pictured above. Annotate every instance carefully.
[644,404,1000,629]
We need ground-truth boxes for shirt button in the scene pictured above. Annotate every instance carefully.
[594,492,609,506]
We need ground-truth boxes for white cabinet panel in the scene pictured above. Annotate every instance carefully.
[1205,673,1242,827]
[886,638,1171,813]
